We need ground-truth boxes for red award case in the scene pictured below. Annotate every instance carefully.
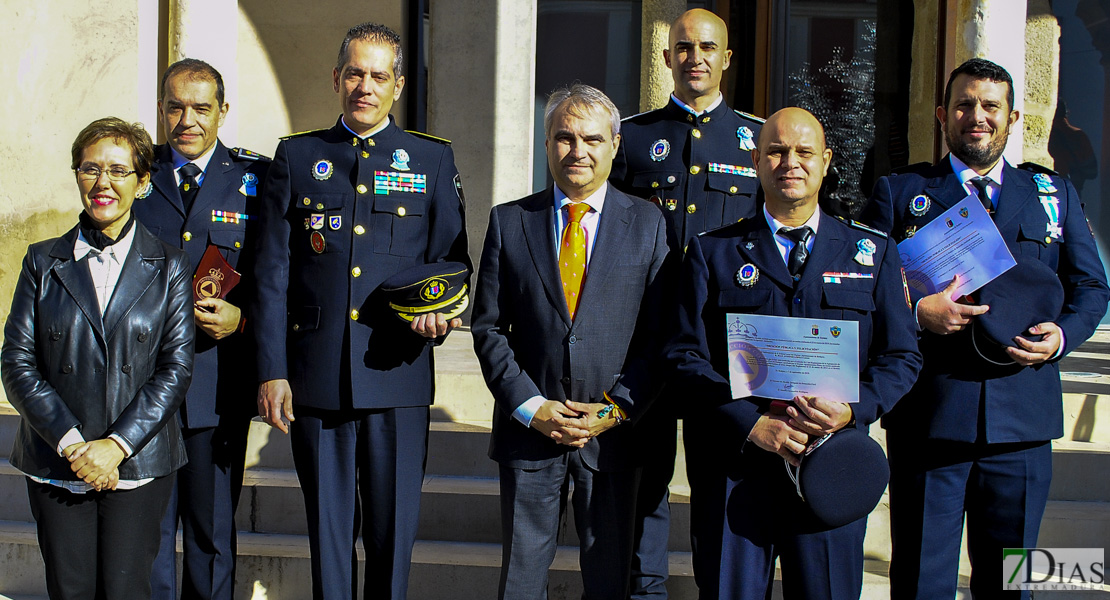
[193,245,241,302]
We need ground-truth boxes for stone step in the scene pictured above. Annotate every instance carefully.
[1049,440,1110,501]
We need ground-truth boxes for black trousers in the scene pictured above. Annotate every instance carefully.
[27,475,174,600]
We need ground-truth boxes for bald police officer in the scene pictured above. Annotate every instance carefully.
[609,9,764,598]
[253,23,469,600]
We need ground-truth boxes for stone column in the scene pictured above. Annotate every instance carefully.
[168,0,240,146]
[908,0,942,164]
[639,0,685,112]
[429,0,537,273]
[1024,0,1061,168]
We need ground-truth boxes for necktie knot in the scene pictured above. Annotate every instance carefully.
[566,202,590,223]
[179,163,202,180]
[971,177,993,212]
[778,226,813,279]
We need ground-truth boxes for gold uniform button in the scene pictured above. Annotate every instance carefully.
[687,204,697,214]
[667,175,677,183]
[354,225,366,235]
[361,151,370,158]
[1045,236,1052,244]
[292,324,300,332]
[397,206,407,217]
[352,267,362,277]
[315,203,324,210]
[351,139,358,146]
[692,129,702,139]
[729,186,738,194]
[701,116,711,124]
[350,309,360,320]
[182,232,192,242]
[367,139,375,147]
[234,241,242,248]
[302,198,311,206]
[686,114,694,123]
[651,181,660,189]
[357,184,368,194]
[689,165,701,175]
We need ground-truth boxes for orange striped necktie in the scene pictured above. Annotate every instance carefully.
[559,202,591,320]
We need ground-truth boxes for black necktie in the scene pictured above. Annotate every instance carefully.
[971,177,993,214]
[779,226,813,279]
[179,162,202,212]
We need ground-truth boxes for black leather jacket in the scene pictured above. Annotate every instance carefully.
[2,221,193,480]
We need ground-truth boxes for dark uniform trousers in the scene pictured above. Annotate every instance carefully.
[665,211,921,599]
[611,97,763,598]
[252,116,469,599]
[861,158,1109,600]
[137,142,269,600]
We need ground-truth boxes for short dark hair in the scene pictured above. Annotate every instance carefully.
[337,22,403,77]
[160,58,225,106]
[943,58,1014,111]
[70,117,155,179]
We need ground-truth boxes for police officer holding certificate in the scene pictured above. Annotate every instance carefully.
[252,22,469,600]
[665,107,920,599]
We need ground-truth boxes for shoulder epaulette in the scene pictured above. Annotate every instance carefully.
[280,128,326,140]
[621,109,653,122]
[1017,162,1059,176]
[835,215,888,238]
[734,110,766,123]
[405,130,452,145]
[232,147,270,161]
[891,161,932,175]
[700,217,746,237]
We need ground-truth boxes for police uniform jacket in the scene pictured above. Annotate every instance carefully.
[134,141,268,428]
[253,117,469,410]
[2,222,193,480]
[861,158,1109,443]
[665,210,922,441]
[472,187,671,472]
[611,98,763,251]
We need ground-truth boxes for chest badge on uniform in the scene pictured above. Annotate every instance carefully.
[665,198,678,211]
[1033,173,1057,194]
[1040,195,1063,239]
[310,230,326,254]
[312,159,333,181]
[904,225,917,239]
[909,194,930,217]
[650,139,670,162]
[736,263,759,287]
[136,181,153,199]
[854,238,876,267]
[745,242,755,250]
[737,126,755,151]
[240,173,259,196]
[329,215,342,230]
[391,149,411,171]
[309,213,325,230]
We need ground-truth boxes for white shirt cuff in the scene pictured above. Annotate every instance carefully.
[512,396,547,427]
[107,433,134,457]
[56,428,86,456]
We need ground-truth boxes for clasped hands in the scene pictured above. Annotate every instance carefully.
[530,399,622,448]
[62,439,126,492]
[747,395,853,466]
[917,275,1061,365]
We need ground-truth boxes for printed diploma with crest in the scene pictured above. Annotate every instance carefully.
[725,313,859,403]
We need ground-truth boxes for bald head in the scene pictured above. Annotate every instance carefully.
[753,107,832,222]
[665,9,732,111]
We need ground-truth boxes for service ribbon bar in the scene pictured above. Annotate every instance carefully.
[212,210,251,223]
[707,163,757,178]
[374,171,428,195]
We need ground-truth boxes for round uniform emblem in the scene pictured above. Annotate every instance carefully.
[736,263,759,287]
[243,173,258,185]
[649,139,670,162]
[312,160,333,181]
[310,230,326,254]
[909,194,930,217]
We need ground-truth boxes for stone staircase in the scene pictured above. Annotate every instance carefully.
[2,329,1109,599]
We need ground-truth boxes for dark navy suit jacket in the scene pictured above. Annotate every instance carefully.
[861,158,1109,443]
[611,98,763,251]
[253,117,470,411]
[666,210,922,439]
[472,186,671,472]
[134,141,268,428]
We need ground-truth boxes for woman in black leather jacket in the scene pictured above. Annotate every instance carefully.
[1,117,194,600]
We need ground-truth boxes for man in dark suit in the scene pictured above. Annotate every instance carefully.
[253,23,469,600]
[608,10,763,597]
[472,83,670,600]
[665,107,921,599]
[861,58,1109,599]
[136,59,269,600]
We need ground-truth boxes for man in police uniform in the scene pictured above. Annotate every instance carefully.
[861,58,1109,599]
[608,9,764,597]
[253,23,469,600]
[137,58,269,600]
[665,107,921,599]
